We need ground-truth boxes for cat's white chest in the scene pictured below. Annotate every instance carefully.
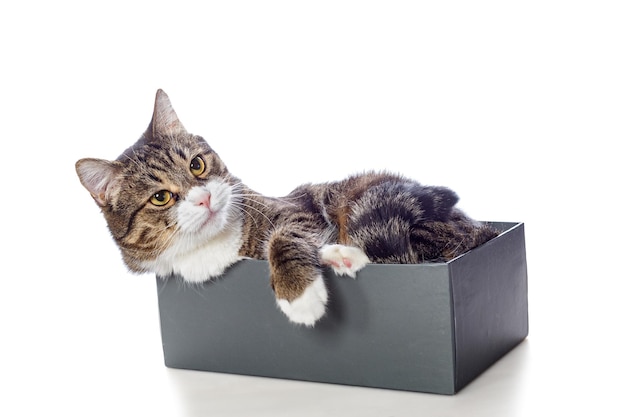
[146,218,244,283]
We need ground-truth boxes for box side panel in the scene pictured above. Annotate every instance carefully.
[157,261,456,394]
[450,222,529,392]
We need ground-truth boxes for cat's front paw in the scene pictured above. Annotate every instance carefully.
[320,244,370,278]
[276,275,328,327]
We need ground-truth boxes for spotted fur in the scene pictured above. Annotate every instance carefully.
[76,90,498,326]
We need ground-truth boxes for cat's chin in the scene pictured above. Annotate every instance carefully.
[144,217,244,283]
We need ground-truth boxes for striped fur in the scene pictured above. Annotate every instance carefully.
[76,90,498,326]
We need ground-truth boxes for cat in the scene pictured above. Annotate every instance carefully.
[75,89,498,327]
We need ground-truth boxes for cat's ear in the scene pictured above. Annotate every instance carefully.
[145,89,187,140]
[75,158,123,207]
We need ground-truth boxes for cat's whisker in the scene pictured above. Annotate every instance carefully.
[231,200,276,228]
[232,206,261,228]
[233,194,274,211]
[237,193,300,208]
[229,188,277,212]
[274,192,308,202]
[229,180,302,207]
[152,222,179,235]
[150,230,179,257]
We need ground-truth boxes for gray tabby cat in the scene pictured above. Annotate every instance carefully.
[76,90,498,326]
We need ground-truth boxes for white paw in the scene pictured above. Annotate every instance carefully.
[320,244,370,278]
[276,275,328,327]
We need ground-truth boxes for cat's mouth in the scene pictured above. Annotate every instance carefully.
[176,182,233,237]
[199,209,219,229]
[191,201,232,237]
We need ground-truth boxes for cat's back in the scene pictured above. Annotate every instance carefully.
[285,171,409,208]
[280,172,424,243]
[282,171,497,262]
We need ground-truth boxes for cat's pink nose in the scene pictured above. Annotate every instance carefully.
[197,193,211,208]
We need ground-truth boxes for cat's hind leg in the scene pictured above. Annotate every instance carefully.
[320,244,370,278]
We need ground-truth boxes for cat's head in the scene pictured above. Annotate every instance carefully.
[76,90,241,274]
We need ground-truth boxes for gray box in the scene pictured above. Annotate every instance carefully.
[156,222,528,394]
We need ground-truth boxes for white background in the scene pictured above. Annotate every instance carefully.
[2,1,625,416]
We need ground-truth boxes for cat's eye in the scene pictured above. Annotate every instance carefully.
[190,156,206,176]
[150,190,173,206]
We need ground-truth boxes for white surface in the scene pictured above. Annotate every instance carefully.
[2,1,625,416]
